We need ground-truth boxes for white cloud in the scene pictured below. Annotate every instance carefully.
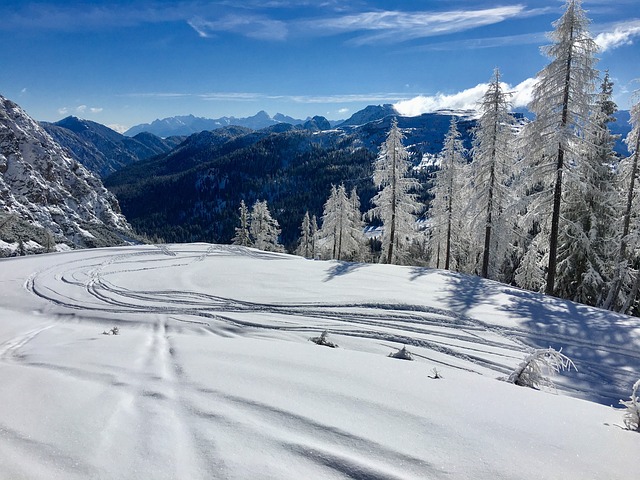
[510,77,537,108]
[303,5,529,45]
[394,78,537,116]
[57,107,69,115]
[188,14,287,41]
[90,107,103,113]
[594,20,640,52]
[123,91,412,104]
[394,84,489,116]
[108,124,129,134]
[338,107,349,114]
[76,105,87,114]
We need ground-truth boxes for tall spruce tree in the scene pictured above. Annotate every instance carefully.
[249,200,284,252]
[469,69,516,279]
[318,184,364,261]
[295,211,315,259]
[232,200,251,247]
[555,71,619,305]
[369,118,420,265]
[429,117,467,271]
[521,0,599,295]
[605,97,640,312]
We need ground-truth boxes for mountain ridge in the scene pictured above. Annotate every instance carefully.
[41,116,184,177]
[0,95,134,254]
[123,111,344,137]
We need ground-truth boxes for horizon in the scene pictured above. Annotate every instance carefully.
[1,0,639,132]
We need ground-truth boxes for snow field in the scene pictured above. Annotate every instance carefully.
[0,243,638,479]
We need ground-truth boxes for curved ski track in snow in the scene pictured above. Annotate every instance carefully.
[1,243,638,479]
[21,243,640,404]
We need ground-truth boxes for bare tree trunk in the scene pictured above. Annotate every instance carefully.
[546,32,574,296]
[605,135,640,309]
[445,189,453,270]
[386,144,398,264]
[481,97,499,279]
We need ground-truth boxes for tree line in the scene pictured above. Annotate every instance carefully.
[236,0,640,316]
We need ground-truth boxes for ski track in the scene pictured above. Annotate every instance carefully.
[22,245,640,406]
[89,317,228,479]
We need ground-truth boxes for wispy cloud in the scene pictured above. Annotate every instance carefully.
[393,77,536,116]
[123,91,414,104]
[409,32,546,51]
[188,14,287,40]
[300,5,531,45]
[57,104,103,116]
[6,1,543,47]
[594,19,640,52]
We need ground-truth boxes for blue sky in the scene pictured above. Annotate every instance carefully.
[1,0,639,131]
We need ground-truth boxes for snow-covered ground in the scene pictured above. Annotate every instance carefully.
[0,243,638,479]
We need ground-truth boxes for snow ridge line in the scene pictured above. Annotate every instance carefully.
[0,324,54,360]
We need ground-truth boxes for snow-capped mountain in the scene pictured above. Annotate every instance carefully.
[124,111,307,137]
[0,94,133,254]
[338,104,398,126]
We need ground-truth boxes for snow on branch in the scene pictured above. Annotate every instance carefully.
[620,379,640,432]
[507,347,575,389]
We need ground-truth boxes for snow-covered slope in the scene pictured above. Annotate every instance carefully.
[0,95,133,253]
[0,244,638,479]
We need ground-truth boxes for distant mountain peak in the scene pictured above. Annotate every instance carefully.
[339,104,398,127]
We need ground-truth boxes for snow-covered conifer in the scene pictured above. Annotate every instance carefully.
[295,211,314,259]
[555,72,619,305]
[318,184,364,261]
[520,0,599,296]
[368,119,421,264]
[310,214,318,259]
[605,97,640,312]
[231,200,251,247]
[468,69,517,279]
[620,379,640,432]
[428,117,468,271]
[249,200,284,252]
[514,234,547,292]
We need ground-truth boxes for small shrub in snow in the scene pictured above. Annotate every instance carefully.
[309,330,338,348]
[507,348,575,389]
[620,379,640,432]
[429,367,443,379]
[388,346,413,361]
[102,326,120,336]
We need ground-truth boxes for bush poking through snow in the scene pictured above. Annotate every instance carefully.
[620,379,640,432]
[102,326,120,336]
[309,330,338,348]
[388,346,414,361]
[429,367,443,379]
[507,348,575,389]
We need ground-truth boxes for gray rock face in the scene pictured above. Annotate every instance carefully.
[0,94,133,252]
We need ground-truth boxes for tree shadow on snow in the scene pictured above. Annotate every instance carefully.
[497,288,640,405]
[435,271,640,405]
[323,261,368,282]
